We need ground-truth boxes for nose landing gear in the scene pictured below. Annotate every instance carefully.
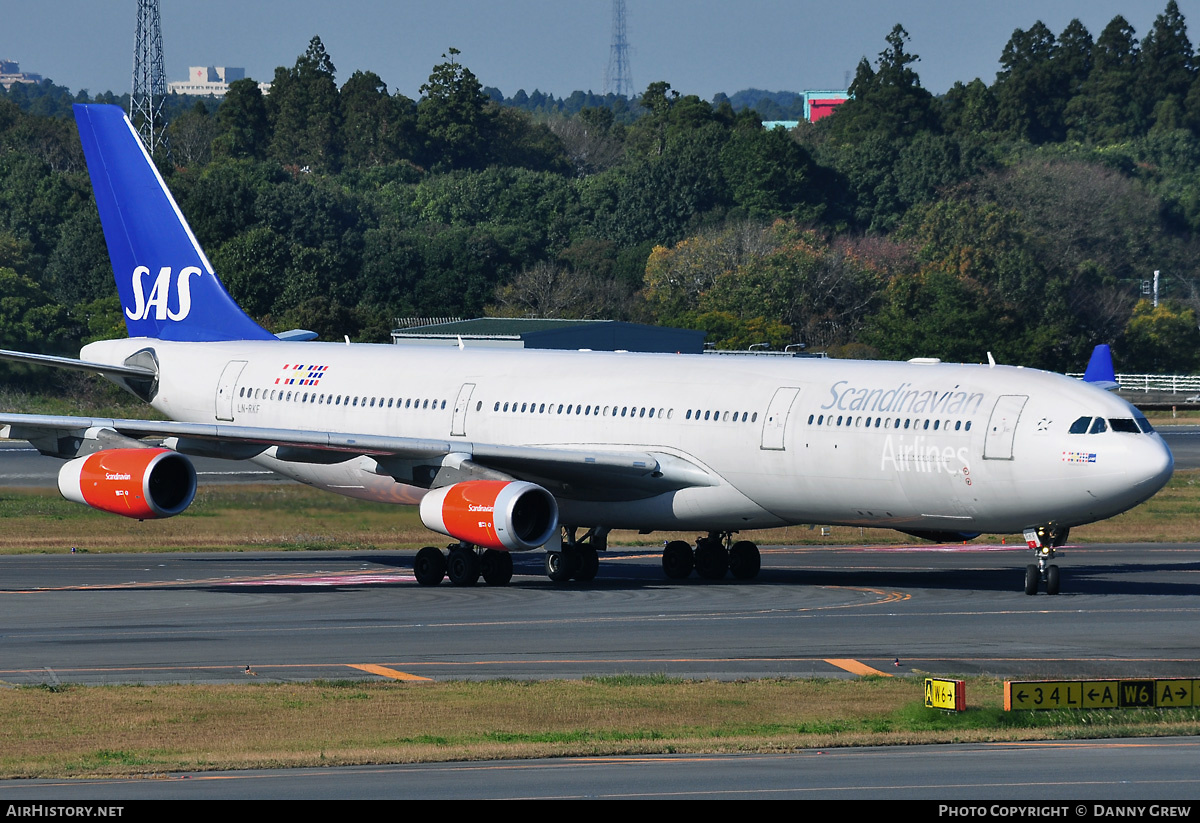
[1022,524,1068,595]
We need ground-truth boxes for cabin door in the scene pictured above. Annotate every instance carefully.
[215,360,247,422]
[983,394,1028,460]
[451,382,476,436]
[760,387,801,450]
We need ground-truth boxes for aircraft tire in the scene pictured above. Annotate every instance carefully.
[573,546,599,582]
[1046,564,1060,596]
[481,549,513,586]
[447,546,480,587]
[662,540,694,579]
[729,541,761,580]
[1024,564,1039,596]
[545,551,574,582]
[414,546,446,586]
[695,538,729,580]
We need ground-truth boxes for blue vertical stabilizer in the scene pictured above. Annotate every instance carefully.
[1082,344,1119,391]
[74,104,274,342]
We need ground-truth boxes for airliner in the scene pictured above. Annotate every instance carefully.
[0,105,1175,595]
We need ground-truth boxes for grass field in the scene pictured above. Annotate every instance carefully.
[2,677,1198,778]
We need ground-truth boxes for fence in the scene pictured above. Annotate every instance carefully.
[1067,373,1200,395]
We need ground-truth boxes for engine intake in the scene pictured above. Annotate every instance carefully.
[58,448,197,520]
[420,480,558,551]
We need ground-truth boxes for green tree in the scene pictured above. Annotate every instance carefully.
[168,101,217,167]
[210,227,292,317]
[213,78,269,161]
[1065,16,1142,142]
[339,70,419,168]
[994,21,1065,142]
[827,25,938,143]
[1138,1,1195,131]
[417,48,493,170]
[268,36,343,171]
[1119,299,1200,372]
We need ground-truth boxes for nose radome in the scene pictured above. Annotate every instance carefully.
[1133,437,1174,493]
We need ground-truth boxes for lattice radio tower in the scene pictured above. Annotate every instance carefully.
[131,0,170,158]
[604,0,633,98]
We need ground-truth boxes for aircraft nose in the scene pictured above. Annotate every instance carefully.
[1133,436,1174,493]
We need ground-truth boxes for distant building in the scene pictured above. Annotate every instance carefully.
[0,59,43,90]
[168,66,269,96]
[391,318,705,354]
[803,90,849,122]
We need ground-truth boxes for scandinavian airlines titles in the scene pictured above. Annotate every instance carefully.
[822,379,985,416]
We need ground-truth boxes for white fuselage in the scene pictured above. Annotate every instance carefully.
[81,338,1175,537]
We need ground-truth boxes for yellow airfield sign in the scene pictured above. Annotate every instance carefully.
[925,677,966,711]
[1004,678,1198,711]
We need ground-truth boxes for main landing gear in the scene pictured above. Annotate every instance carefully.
[662,532,761,581]
[544,526,605,584]
[413,543,513,587]
[1022,523,1068,595]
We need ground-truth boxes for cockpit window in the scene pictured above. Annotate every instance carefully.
[1088,417,1108,434]
[1135,415,1155,434]
[1069,416,1091,434]
[1108,418,1140,434]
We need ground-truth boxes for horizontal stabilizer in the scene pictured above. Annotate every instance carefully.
[0,348,155,379]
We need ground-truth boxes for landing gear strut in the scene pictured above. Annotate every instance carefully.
[660,532,761,582]
[413,543,513,587]
[1022,524,1068,595]
[544,526,606,584]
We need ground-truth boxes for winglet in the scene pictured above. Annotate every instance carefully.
[73,104,274,342]
[1082,344,1120,391]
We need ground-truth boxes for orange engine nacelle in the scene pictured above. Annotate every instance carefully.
[58,448,197,520]
[419,480,558,551]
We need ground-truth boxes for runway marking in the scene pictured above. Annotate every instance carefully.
[2,570,415,592]
[222,573,415,586]
[348,663,432,682]
[823,659,892,677]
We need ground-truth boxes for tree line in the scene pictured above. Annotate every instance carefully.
[3,3,1200,378]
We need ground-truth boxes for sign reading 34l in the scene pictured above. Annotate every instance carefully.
[126,266,202,321]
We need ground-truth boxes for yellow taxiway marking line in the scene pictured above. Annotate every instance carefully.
[348,663,432,682]
[824,658,892,677]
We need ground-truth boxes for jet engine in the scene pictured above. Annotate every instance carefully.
[58,448,197,520]
[419,480,558,551]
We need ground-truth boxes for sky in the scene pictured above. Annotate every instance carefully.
[5,1,1200,102]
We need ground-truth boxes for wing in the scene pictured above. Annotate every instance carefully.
[0,412,717,499]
